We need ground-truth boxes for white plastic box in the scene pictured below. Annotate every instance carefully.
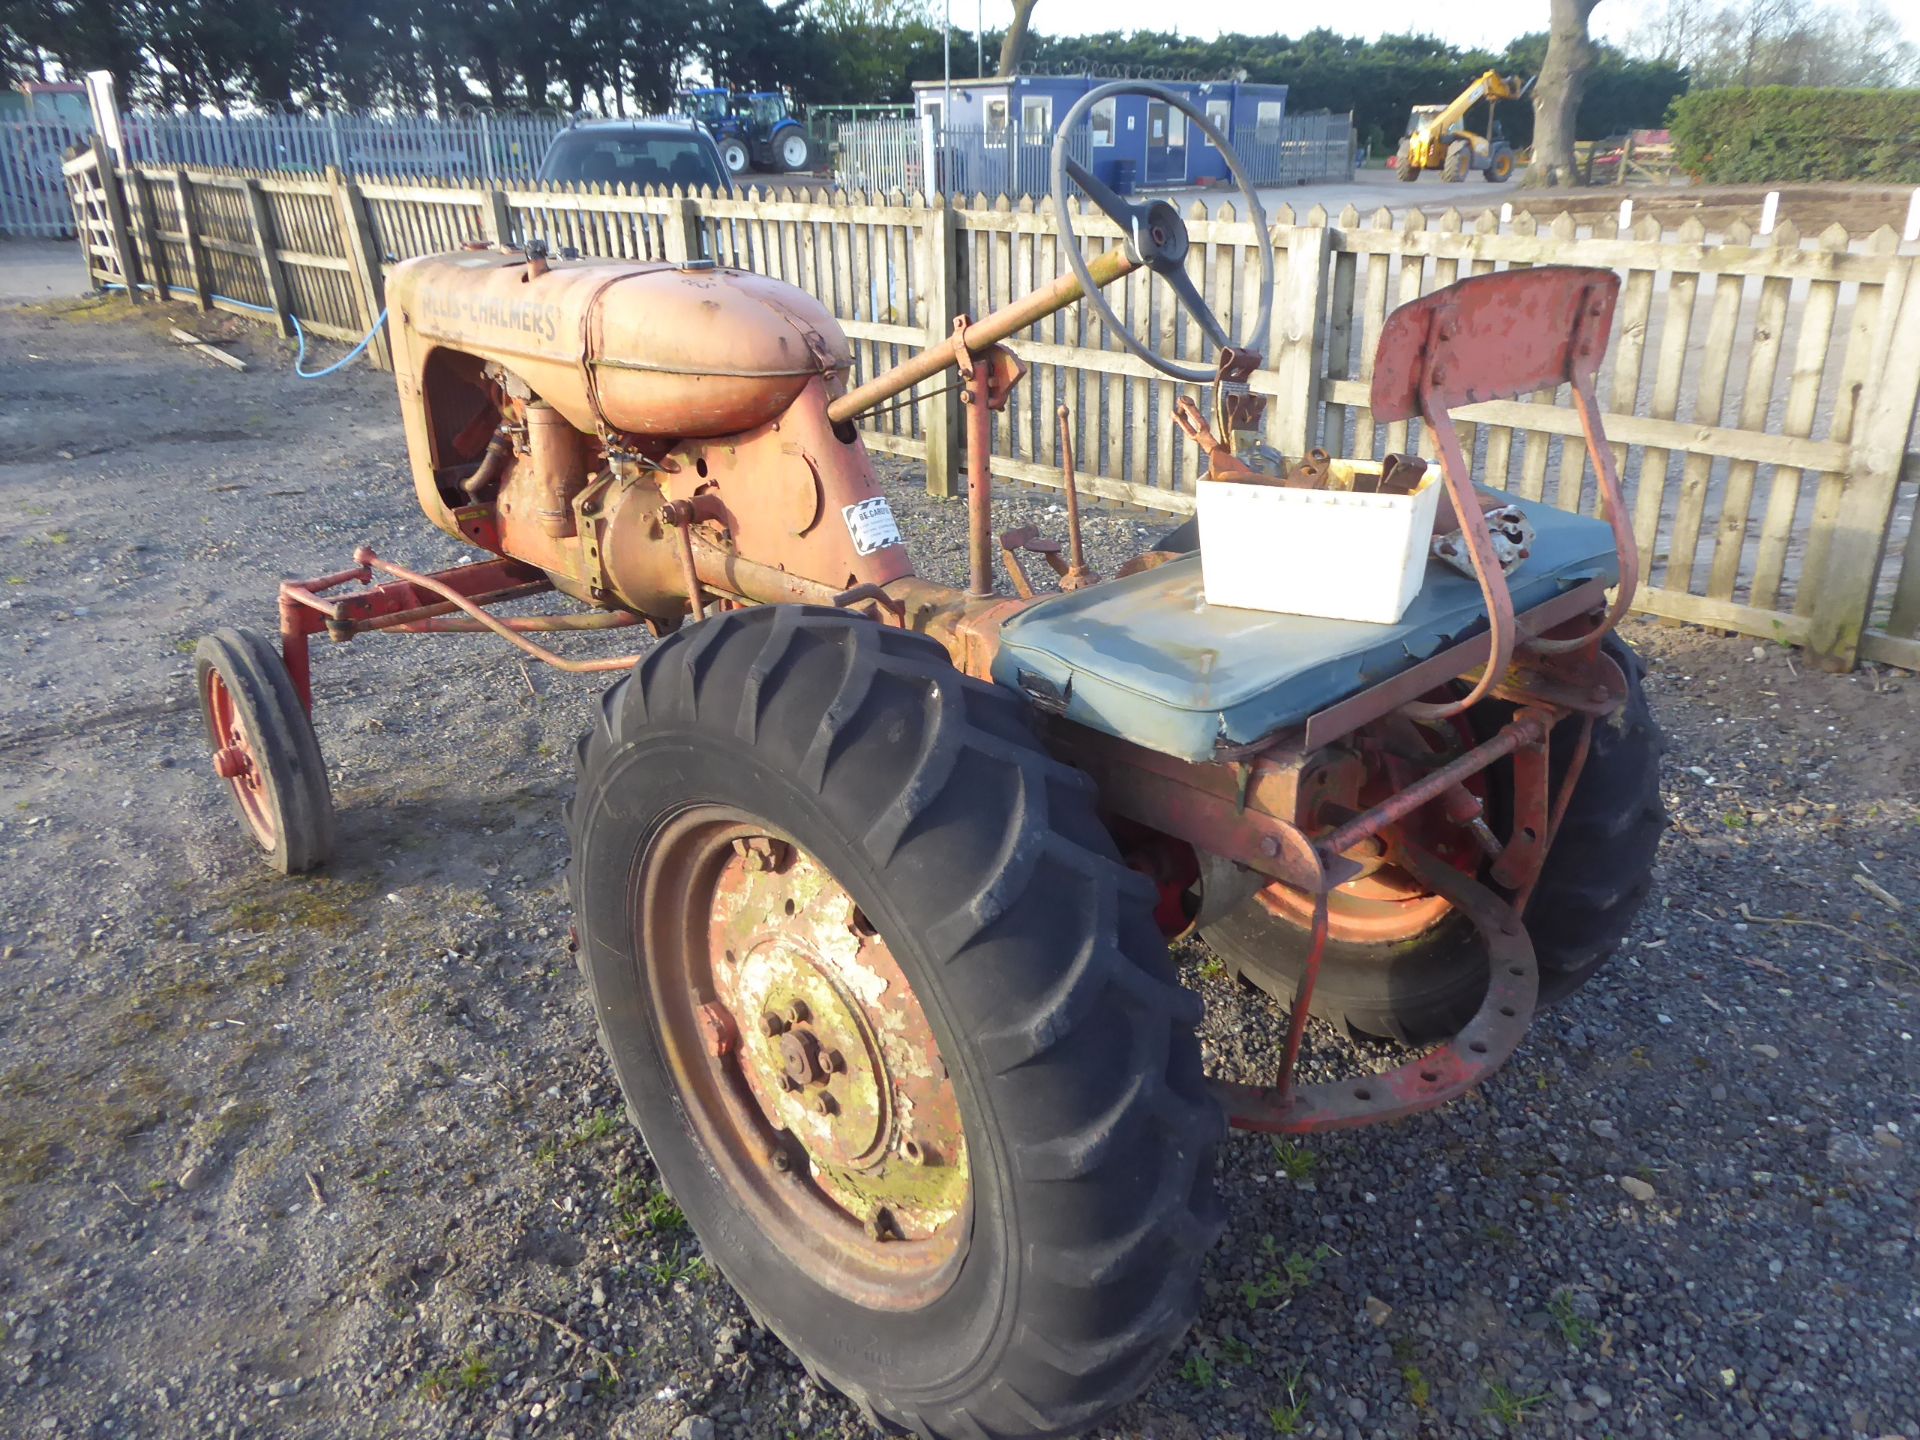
[1195,460,1443,625]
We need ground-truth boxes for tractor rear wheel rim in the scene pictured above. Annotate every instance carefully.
[204,668,275,849]
[640,805,969,1310]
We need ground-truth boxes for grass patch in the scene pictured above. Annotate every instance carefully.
[1483,1379,1545,1428]
[1240,1237,1332,1310]
[1269,1136,1317,1183]
[220,876,369,935]
[612,1175,686,1238]
[1400,1363,1431,1409]
[1177,1351,1218,1390]
[1547,1288,1593,1350]
[1266,1364,1309,1433]
[419,1348,495,1401]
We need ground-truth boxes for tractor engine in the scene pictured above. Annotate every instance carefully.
[383,248,911,621]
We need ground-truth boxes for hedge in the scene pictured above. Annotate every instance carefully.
[1669,87,1920,184]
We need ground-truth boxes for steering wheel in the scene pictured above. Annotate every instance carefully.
[1050,81,1274,385]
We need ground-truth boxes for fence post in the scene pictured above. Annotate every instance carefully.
[920,197,961,498]
[662,191,701,264]
[328,166,391,371]
[1267,210,1332,460]
[1806,254,1920,670]
[481,185,514,247]
[172,169,210,311]
[90,135,141,303]
[240,175,294,337]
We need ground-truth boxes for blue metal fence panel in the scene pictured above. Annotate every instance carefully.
[0,118,92,236]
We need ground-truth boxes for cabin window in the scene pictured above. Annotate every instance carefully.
[1091,97,1116,147]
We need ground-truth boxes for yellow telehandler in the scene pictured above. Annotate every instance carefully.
[1396,69,1534,183]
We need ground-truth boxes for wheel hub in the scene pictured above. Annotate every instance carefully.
[643,807,969,1307]
[709,846,966,1237]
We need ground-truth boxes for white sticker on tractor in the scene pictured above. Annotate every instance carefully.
[842,497,903,556]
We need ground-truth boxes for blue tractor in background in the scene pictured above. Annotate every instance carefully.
[675,88,816,176]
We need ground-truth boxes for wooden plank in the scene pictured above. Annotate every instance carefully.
[1630,584,1811,646]
[1383,210,1427,457]
[1313,379,1848,472]
[1269,216,1330,460]
[92,138,140,301]
[1796,228,1899,617]
[170,325,247,371]
[1807,253,1920,669]
[1601,217,1660,510]
[1664,241,1749,591]
[1630,221,1705,577]
[919,201,959,497]
[1860,628,1920,671]
[240,176,295,337]
[329,168,391,370]
[172,169,211,312]
[1330,224,1901,284]
[126,168,169,298]
[1320,229,1357,456]
[984,450,1193,514]
[1351,212,1395,458]
[1708,225,1794,602]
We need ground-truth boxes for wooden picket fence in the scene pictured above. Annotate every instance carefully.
[63,144,1920,673]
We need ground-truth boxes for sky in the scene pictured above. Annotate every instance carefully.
[933,0,1920,59]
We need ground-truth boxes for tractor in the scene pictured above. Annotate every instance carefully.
[194,80,1663,1439]
[676,86,815,176]
[1397,69,1534,183]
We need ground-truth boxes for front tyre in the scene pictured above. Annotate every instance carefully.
[1395,140,1420,181]
[777,129,815,172]
[194,627,334,874]
[719,137,750,175]
[569,609,1223,1439]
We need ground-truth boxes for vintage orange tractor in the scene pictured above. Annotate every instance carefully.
[194,83,1662,1438]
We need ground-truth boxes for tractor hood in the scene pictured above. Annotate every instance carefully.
[387,250,853,439]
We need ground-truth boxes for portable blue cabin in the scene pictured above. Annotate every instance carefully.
[911,75,1289,191]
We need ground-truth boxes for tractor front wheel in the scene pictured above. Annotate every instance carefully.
[1395,140,1420,181]
[1203,635,1665,1043]
[719,137,750,175]
[1442,140,1470,182]
[568,608,1223,1439]
[194,627,335,874]
[1485,146,1515,182]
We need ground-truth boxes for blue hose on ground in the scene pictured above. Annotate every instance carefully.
[104,281,388,379]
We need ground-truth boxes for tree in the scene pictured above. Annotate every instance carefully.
[1526,0,1599,186]
[996,0,1035,76]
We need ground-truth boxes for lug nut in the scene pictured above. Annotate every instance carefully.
[761,1012,787,1037]
[811,1093,836,1117]
[865,1207,895,1242]
[824,1050,845,1074]
[786,1000,810,1025]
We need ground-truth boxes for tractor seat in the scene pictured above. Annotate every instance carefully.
[991,495,1620,762]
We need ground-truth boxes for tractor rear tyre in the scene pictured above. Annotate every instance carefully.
[194,627,335,875]
[719,137,750,175]
[1395,140,1420,181]
[568,608,1223,1439]
[777,129,815,172]
[1201,635,1665,1044]
[1442,140,1470,183]
[1485,146,1515,182]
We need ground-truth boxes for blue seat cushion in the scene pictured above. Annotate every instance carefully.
[991,496,1619,762]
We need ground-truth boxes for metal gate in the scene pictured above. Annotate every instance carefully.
[1,119,90,237]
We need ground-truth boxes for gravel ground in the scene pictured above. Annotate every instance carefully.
[1,295,1916,1440]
